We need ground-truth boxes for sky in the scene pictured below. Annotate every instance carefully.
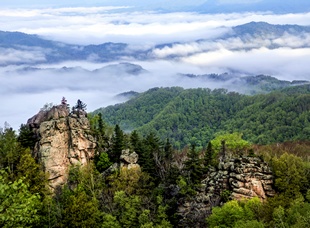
[1,1,310,130]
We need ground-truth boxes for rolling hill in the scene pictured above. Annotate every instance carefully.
[94,84,310,148]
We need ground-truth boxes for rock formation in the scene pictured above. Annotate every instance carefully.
[27,103,96,190]
[177,156,275,227]
[101,149,141,178]
[120,149,140,170]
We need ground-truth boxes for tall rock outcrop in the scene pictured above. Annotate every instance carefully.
[177,156,275,227]
[27,104,96,190]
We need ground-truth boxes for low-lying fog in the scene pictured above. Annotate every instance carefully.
[1,7,310,130]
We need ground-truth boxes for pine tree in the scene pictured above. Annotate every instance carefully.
[18,124,36,150]
[74,99,87,111]
[204,141,213,167]
[185,144,204,185]
[110,125,124,163]
[140,132,159,179]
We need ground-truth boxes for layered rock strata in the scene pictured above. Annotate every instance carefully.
[27,104,96,190]
[177,156,275,227]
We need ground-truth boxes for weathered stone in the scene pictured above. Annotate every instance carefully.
[265,190,276,197]
[29,104,95,190]
[262,174,273,180]
[177,155,275,227]
[120,149,139,164]
[127,163,141,170]
[231,180,244,188]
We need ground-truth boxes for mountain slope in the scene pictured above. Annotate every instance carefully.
[0,31,129,65]
[95,84,310,148]
[2,21,310,65]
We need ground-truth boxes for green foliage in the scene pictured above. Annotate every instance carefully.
[220,190,231,203]
[272,206,287,228]
[0,127,23,173]
[94,86,310,148]
[233,220,265,228]
[61,190,101,228]
[0,170,42,228]
[204,141,213,167]
[207,200,247,228]
[114,190,141,227]
[16,150,49,196]
[207,198,263,228]
[18,124,36,149]
[140,132,160,179]
[101,213,121,228]
[110,124,125,163]
[184,144,204,185]
[211,132,250,155]
[96,152,112,172]
[272,153,308,198]
[94,87,184,130]
[286,199,310,228]
[176,176,196,196]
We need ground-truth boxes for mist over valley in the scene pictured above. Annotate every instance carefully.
[1,2,310,129]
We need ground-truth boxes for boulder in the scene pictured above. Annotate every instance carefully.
[120,149,139,164]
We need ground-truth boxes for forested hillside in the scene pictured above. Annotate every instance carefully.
[94,84,310,148]
[1,109,310,227]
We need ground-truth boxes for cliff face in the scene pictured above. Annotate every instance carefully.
[28,104,96,190]
[177,156,275,227]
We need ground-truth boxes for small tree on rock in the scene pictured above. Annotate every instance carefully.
[72,99,87,117]
[74,99,87,111]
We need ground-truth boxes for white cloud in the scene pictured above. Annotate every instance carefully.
[1,7,310,129]
[1,8,310,45]
[182,47,310,80]
[0,48,46,65]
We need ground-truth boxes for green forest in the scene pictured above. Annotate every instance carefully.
[1,84,310,227]
[95,85,310,149]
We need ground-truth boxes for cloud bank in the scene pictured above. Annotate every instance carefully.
[1,8,310,45]
[1,7,310,129]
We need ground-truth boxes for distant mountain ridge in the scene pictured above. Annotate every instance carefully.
[232,22,310,37]
[9,62,147,76]
[0,30,130,65]
[180,73,309,94]
[1,21,310,65]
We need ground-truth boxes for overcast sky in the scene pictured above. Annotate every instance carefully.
[1,2,310,130]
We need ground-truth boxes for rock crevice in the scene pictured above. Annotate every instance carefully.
[27,104,96,190]
[177,156,275,227]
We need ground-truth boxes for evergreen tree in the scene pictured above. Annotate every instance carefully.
[18,124,37,150]
[61,190,101,228]
[74,99,87,111]
[204,141,213,167]
[110,125,124,163]
[141,132,160,179]
[0,127,23,173]
[184,144,204,185]
[130,130,143,156]
[98,113,105,136]
[164,138,173,161]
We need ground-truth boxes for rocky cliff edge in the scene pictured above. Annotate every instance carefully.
[27,104,96,190]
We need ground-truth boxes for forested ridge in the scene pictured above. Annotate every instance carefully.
[0,84,310,227]
[94,84,310,148]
